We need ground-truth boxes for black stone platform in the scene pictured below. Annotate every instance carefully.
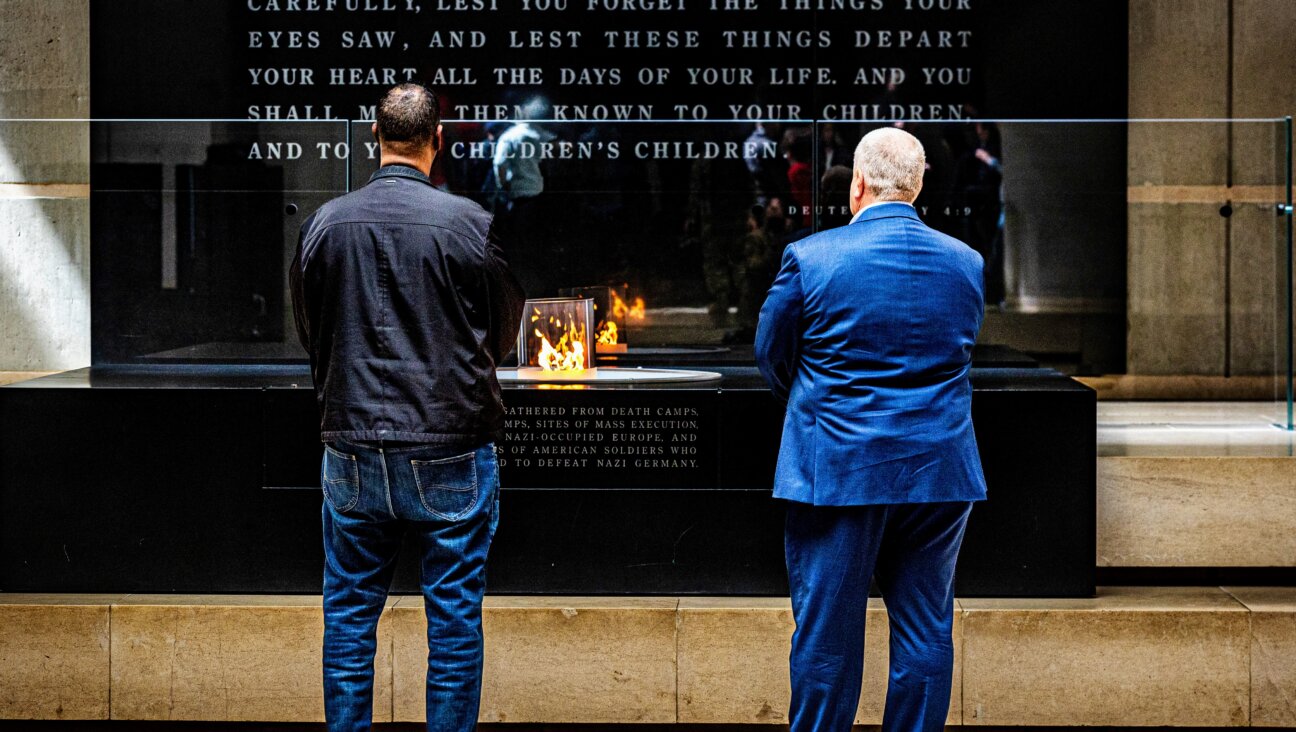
[0,362,1093,597]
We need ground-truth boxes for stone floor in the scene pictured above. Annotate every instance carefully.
[1098,401,1296,456]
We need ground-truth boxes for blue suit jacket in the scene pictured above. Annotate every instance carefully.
[755,202,988,506]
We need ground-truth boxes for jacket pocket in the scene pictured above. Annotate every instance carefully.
[411,452,479,521]
[322,445,361,512]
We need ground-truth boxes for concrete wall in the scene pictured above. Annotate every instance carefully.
[1127,0,1295,375]
[0,0,89,371]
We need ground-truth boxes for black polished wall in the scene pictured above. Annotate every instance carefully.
[0,364,1095,597]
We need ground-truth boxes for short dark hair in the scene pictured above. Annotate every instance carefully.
[784,128,813,164]
[820,164,852,197]
[375,83,439,150]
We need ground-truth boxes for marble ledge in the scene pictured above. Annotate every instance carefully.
[676,596,962,726]
[0,588,1263,611]
[1225,587,1296,728]
[0,597,112,720]
[107,596,394,722]
[0,593,126,605]
[961,587,1251,727]
[0,590,1289,725]
[112,594,327,607]
[393,594,678,724]
[1097,457,1296,567]
[959,585,1249,612]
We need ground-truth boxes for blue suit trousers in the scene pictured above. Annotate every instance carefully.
[786,500,973,732]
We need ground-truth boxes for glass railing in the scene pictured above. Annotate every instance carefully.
[2,117,1291,432]
[1279,117,1294,433]
[86,120,349,363]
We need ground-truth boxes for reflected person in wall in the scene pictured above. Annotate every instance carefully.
[493,99,555,296]
[818,165,854,230]
[954,121,1006,305]
[756,127,987,732]
[782,127,814,233]
[693,152,756,330]
[818,122,852,171]
[291,84,525,732]
[745,121,788,206]
[732,203,781,341]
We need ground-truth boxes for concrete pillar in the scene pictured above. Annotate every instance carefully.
[1127,0,1231,375]
[1128,0,1295,377]
[1229,0,1296,377]
[0,0,90,371]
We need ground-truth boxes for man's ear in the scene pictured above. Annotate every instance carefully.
[434,124,443,152]
[371,122,379,142]
[851,170,866,201]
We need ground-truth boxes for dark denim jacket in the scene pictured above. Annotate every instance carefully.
[291,165,526,445]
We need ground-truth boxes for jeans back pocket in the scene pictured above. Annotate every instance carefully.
[322,445,361,512]
[411,452,479,521]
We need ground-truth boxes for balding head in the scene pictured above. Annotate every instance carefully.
[371,83,442,175]
[376,83,439,149]
[850,127,925,214]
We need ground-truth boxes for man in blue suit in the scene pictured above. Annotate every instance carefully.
[755,127,987,732]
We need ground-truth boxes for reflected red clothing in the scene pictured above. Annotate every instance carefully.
[788,161,813,227]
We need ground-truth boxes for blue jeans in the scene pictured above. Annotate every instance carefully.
[785,500,973,732]
[321,439,500,732]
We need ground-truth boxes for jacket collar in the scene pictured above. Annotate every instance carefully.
[368,164,433,186]
[851,200,921,225]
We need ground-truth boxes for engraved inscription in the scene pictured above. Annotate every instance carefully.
[498,395,717,488]
[234,0,980,122]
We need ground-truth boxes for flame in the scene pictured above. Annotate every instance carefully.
[535,314,587,372]
[611,292,647,321]
[596,320,619,346]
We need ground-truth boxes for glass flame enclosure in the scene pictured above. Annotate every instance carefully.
[518,297,596,372]
[560,285,634,354]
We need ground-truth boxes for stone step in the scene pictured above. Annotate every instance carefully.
[1,588,1292,726]
[1097,456,1296,567]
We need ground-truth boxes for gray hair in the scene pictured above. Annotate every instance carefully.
[853,127,926,202]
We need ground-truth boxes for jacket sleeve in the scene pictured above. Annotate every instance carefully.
[483,220,527,364]
[754,244,804,403]
[288,216,315,355]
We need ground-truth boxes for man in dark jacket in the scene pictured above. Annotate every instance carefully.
[290,83,525,732]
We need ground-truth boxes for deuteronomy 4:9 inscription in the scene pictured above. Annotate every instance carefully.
[95,0,1109,121]
[239,0,979,121]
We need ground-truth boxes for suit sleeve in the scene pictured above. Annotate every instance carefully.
[483,219,527,364]
[755,244,804,403]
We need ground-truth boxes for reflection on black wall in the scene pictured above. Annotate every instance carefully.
[91,153,285,363]
[89,1,1129,368]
